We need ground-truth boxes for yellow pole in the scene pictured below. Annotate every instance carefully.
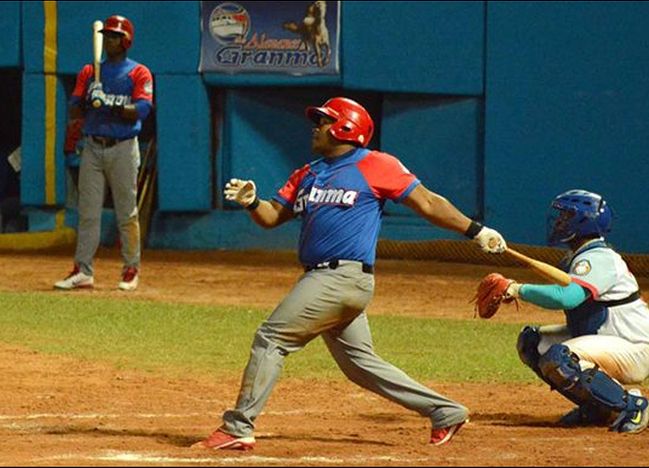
[43,1,57,205]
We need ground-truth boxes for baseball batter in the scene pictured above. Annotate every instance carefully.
[507,190,649,433]
[192,97,507,450]
[55,15,153,292]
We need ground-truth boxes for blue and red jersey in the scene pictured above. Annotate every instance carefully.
[273,148,420,266]
[70,58,153,139]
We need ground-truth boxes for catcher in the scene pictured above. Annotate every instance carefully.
[474,189,649,434]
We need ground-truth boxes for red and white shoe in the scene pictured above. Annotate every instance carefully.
[118,266,139,291]
[191,428,255,450]
[54,265,94,290]
[430,419,467,446]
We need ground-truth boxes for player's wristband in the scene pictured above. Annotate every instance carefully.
[246,197,261,211]
[464,220,483,238]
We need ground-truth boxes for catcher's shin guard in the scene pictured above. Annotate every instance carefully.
[538,344,636,415]
[516,326,543,378]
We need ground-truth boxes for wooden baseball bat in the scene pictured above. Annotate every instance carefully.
[505,247,572,286]
[91,20,103,108]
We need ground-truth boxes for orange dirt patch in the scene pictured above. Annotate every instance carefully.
[1,247,648,466]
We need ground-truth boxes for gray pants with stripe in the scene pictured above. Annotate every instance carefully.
[75,136,141,276]
[222,261,468,437]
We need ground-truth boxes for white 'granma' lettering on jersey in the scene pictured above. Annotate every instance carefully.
[293,186,359,213]
[102,94,132,107]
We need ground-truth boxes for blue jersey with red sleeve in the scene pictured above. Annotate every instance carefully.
[70,58,153,139]
[273,148,420,266]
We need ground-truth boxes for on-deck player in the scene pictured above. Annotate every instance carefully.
[55,15,153,292]
[192,97,507,450]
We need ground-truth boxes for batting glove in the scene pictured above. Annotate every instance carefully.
[87,81,103,94]
[89,89,108,109]
[473,226,507,254]
[86,82,102,102]
[224,178,257,207]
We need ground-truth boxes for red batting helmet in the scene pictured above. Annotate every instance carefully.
[305,97,374,147]
[101,15,134,49]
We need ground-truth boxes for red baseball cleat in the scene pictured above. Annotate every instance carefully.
[191,428,255,450]
[430,420,467,446]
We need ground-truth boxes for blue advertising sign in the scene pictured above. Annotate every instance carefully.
[200,1,340,75]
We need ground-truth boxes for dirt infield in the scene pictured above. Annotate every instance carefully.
[1,247,648,466]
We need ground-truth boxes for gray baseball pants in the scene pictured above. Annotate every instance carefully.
[75,136,141,276]
[221,261,468,437]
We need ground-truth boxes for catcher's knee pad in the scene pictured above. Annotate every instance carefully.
[538,344,628,412]
[517,326,541,371]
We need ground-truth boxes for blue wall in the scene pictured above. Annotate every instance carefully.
[0,2,21,68]
[20,73,67,205]
[156,75,211,211]
[485,1,649,251]
[7,1,649,252]
[342,1,484,94]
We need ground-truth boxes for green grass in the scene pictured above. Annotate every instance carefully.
[0,291,535,383]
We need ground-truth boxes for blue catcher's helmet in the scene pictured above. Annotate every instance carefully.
[547,189,612,246]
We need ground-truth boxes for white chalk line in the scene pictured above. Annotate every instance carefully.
[0,412,210,421]
[0,409,331,422]
[37,451,434,465]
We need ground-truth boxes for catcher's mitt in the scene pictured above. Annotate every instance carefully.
[471,273,519,319]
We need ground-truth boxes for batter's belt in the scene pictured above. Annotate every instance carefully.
[89,135,131,148]
[303,259,374,274]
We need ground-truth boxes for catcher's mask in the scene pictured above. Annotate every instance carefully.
[547,189,612,246]
[305,97,374,147]
[101,15,134,49]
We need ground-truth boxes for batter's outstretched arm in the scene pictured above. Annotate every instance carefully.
[249,200,294,229]
[403,184,506,253]
[224,178,293,229]
[402,184,472,234]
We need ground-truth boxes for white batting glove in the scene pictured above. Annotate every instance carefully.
[473,226,507,254]
[89,89,108,108]
[87,81,103,94]
[224,178,257,207]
